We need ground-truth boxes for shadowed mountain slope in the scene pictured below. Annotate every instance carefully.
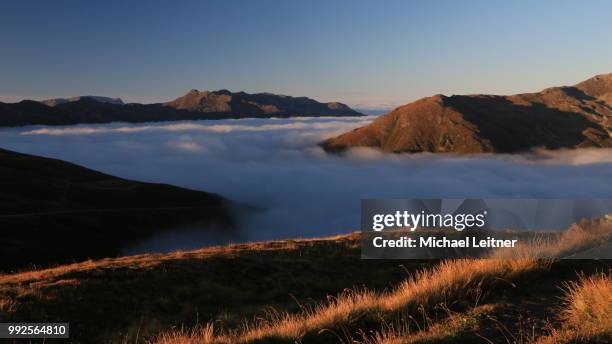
[322,74,612,153]
[164,89,361,116]
[0,91,362,127]
[0,148,233,270]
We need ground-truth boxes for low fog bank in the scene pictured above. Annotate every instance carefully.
[1,116,611,253]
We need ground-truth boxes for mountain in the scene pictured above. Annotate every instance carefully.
[0,91,362,127]
[41,95,124,107]
[0,148,233,270]
[575,73,612,104]
[322,74,612,153]
[164,89,361,116]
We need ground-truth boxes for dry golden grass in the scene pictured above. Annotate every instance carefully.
[148,258,547,343]
[329,277,611,344]
[360,304,497,344]
[151,217,611,344]
[0,233,360,285]
[563,274,612,330]
[3,232,421,343]
[536,273,612,344]
[1,218,608,343]
[154,324,216,344]
[357,275,611,344]
[489,217,612,259]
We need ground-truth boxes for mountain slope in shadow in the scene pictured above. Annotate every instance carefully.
[0,148,234,270]
[322,74,612,153]
[0,91,362,127]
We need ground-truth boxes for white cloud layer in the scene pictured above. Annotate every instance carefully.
[2,116,611,253]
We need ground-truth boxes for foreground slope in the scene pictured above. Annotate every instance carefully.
[0,234,418,343]
[154,218,611,344]
[0,148,233,270]
[1,219,610,343]
[322,74,612,153]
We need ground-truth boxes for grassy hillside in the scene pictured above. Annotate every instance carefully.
[1,219,610,343]
[0,234,427,343]
[153,219,611,344]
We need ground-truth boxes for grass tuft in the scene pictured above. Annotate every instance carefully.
[537,273,612,344]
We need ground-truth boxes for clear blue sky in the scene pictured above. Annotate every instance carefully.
[1,0,611,108]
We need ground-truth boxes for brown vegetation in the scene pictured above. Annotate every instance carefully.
[322,74,612,153]
[1,220,609,343]
[0,234,424,342]
[152,219,611,344]
[536,273,612,344]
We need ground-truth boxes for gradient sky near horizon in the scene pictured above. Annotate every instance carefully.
[1,0,611,108]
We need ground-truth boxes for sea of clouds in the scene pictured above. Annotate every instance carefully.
[1,116,611,253]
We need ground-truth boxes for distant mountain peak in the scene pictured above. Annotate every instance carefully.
[580,73,612,83]
[41,96,124,107]
[164,89,362,116]
[574,73,612,104]
[214,89,233,96]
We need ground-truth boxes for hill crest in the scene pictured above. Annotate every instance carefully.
[163,89,361,116]
[322,74,612,154]
[40,95,124,107]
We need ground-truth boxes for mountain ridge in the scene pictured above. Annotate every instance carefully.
[0,90,362,127]
[163,89,360,116]
[40,95,124,107]
[321,74,612,154]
